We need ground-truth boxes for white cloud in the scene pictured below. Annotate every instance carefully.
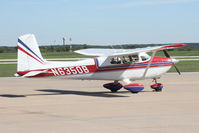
[103,0,199,9]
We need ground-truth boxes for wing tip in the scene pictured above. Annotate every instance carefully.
[164,43,187,48]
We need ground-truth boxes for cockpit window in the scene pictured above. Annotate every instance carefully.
[131,55,139,62]
[122,55,139,64]
[110,55,139,64]
[141,56,150,61]
[110,57,122,64]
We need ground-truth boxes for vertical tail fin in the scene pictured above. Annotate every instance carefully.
[17,34,46,72]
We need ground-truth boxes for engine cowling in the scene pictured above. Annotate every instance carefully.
[151,83,163,91]
[124,83,144,93]
[103,82,123,92]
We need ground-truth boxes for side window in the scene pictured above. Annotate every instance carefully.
[110,55,140,64]
[131,55,139,62]
[122,56,131,64]
[122,55,139,64]
[110,57,122,64]
[141,56,149,61]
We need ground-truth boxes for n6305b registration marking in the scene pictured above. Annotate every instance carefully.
[51,66,89,76]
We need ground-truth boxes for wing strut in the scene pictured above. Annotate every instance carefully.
[142,51,156,79]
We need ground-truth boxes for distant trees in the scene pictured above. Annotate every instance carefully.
[0,47,6,53]
[0,46,17,53]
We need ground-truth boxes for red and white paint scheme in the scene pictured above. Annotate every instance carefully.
[15,34,186,93]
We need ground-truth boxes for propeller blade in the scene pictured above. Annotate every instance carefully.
[163,50,170,58]
[163,50,181,75]
[173,63,181,75]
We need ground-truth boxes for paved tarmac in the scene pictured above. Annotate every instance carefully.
[0,72,199,133]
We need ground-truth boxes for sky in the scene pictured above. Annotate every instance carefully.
[0,0,199,46]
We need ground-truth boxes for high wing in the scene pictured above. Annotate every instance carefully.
[74,44,186,57]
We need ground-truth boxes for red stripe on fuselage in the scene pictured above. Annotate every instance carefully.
[95,64,172,72]
[94,56,172,72]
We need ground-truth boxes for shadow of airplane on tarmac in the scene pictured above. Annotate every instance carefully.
[0,89,130,98]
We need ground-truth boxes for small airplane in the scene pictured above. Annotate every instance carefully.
[15,34,186,93]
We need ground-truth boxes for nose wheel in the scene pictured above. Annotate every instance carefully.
[151,78,163,92]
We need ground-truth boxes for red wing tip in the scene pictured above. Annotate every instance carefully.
[176,43,187,47]
[164,43,187,48]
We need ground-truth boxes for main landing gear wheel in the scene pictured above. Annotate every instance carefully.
[124,83,144,93]
[151,78,163,92]
[103,81,123,93]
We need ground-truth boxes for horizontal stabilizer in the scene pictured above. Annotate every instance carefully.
[22,71,46,77]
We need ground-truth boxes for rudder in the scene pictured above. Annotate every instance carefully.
[17,34,46,72]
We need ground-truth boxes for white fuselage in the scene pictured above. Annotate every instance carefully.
[43,55,172,82]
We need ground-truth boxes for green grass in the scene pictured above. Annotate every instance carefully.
[0,60,198,77]
[168,60,199,72]
[175,57,199,59]
[0,64,17,77]
[42,52,90,58]
[0,53,17,59]
[155,50,199,56]
[0,52,90,59]
[0,50,199,59]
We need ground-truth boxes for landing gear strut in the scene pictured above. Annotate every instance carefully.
[151,78,163,92]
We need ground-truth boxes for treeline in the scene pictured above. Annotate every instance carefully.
[0,43,199,53]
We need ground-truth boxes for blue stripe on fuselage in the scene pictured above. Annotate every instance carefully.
[95,58,172,70]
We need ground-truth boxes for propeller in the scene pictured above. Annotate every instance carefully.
[163,50,170,58]
[163,50,181,75]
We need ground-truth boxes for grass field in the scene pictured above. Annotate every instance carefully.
[0,52,89,59]
[169,60,199,72]
[0,64,17,77]
[0,53,17,59]
[42,52,90,58]
[0,60,198,77]
[152,50,199,56]
[0,50,199,59]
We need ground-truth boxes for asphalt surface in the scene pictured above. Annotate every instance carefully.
[0,72,199,133]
